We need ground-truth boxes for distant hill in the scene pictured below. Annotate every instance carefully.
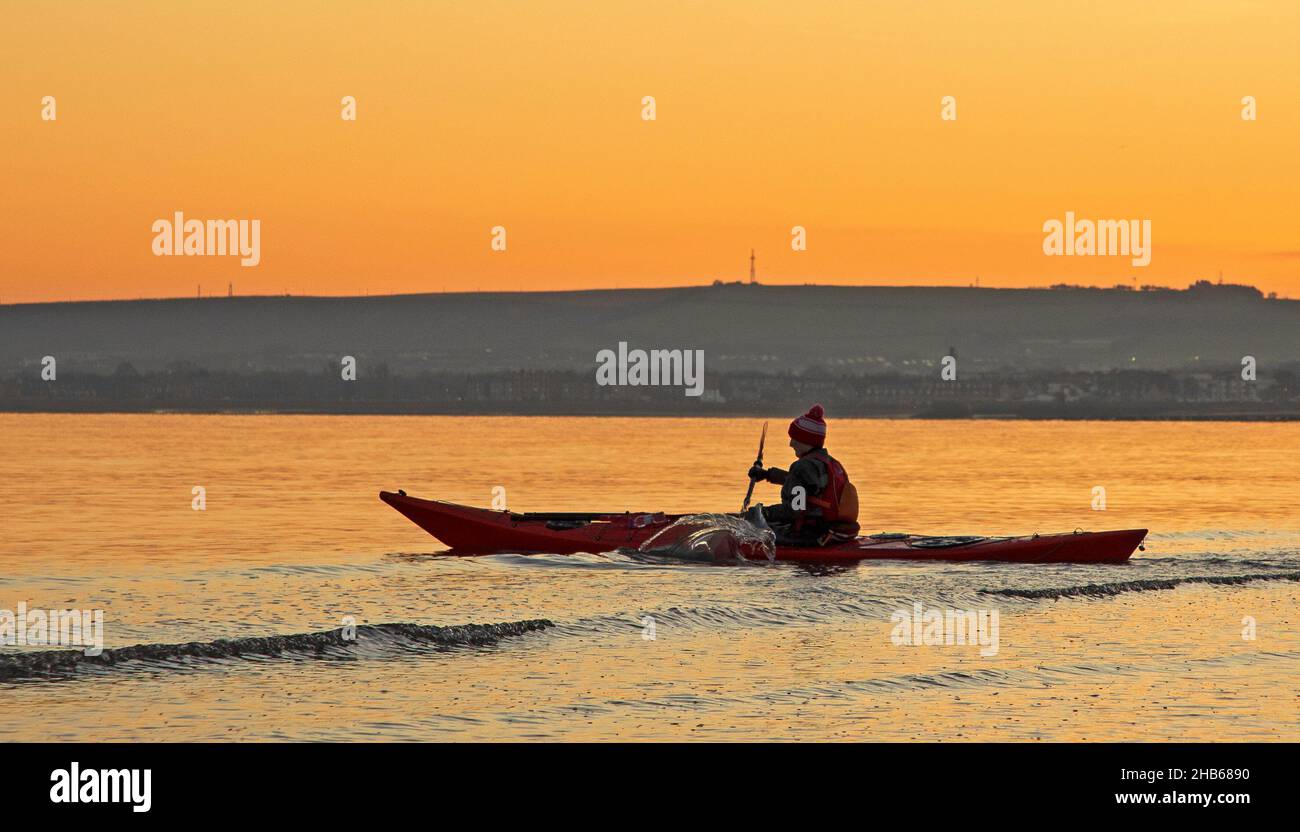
[2,283,1296,375]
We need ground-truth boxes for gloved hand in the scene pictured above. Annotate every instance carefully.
[748,465,768,482]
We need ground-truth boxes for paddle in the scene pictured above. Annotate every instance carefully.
[740,421,769,513]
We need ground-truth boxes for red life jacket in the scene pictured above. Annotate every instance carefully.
[806,451,857,522]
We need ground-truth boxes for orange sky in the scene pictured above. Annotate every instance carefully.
[2,0,1298,303]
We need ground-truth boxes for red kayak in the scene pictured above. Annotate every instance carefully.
[379,491,1146,563]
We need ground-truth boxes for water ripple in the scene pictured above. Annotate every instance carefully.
[981,571,1300,600]
[0,619,551,683]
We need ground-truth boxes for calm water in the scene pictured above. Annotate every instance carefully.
[1,414,1297,740]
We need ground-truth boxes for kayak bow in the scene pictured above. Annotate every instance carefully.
[379,491,1146,564]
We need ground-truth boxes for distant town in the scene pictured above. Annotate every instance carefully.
[4,365,1296,420]
[2,280,1296,418]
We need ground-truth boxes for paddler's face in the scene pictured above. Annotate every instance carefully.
[790,439,813,456]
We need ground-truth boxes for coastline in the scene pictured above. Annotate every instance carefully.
[3,401,1297,420]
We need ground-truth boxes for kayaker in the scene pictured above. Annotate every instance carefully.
[747,404,860,546]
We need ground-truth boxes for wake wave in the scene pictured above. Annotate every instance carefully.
[637,513,776,562]
[981,571,1300,600]
[0,619,552,682]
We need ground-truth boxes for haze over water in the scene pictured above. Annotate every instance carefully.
[2,414,1297,740]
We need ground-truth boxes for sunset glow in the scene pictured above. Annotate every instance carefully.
[3,0,1298,303]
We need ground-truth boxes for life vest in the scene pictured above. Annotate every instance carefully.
[806,451,859,523]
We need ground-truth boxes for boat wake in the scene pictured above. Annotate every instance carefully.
[636,513,776,562]
[981,570,1300,600]
[0,619,552,683]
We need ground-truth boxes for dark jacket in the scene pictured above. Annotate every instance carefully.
[762,448,833,518]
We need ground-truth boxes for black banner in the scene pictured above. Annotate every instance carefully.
[10,742,1284,817]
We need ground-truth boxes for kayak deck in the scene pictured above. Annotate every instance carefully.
[379,491,1146,563]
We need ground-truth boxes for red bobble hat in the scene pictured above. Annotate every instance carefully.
[788,403,827,447]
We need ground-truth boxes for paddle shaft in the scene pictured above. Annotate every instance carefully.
[740,421,769,513]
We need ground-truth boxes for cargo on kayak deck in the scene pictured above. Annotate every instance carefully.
[378,491,1146,564]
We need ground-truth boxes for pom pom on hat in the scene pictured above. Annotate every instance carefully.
[788,403,827,447]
